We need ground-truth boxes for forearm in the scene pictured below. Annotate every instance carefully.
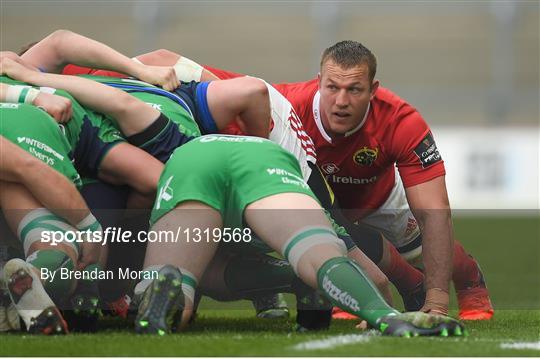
[135,49,219,82]
[23,30,144,78]
[24,161,90,226]
[0,137,89,225]
[416,210,454,292]
[18,70,158,136]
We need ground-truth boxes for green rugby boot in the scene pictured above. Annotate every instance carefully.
[377,311,466,337]
[135,265,184,335]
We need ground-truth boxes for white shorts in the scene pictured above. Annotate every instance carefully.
[358,168,422,260]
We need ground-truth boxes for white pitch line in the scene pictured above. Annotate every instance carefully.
[500,341,540,351]
[292,333,378,351]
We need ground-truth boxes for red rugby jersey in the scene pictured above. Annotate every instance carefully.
[204,66,446,219]
[62,64,126,78]
[280,81,446,217]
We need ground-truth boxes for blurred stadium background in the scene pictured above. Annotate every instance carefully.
[2,1,539,310]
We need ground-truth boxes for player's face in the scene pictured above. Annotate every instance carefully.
[318,61,378,137]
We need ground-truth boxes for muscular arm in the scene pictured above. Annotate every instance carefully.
[135,49,219,81]
[21,29,179,90]
[1,57,159,136]
[405,176,453,313]
[0,136,90,226]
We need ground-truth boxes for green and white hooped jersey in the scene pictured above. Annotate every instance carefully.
[0,103,82,187]
[79,75,202,138]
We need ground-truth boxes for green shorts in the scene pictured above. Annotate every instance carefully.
[0,103,82,188]
[150,135,317,228]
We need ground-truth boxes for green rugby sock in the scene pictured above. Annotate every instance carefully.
[317,256,399,326]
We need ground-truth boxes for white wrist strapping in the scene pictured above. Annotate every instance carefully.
[173,57,204,82]
[5,85,40,104]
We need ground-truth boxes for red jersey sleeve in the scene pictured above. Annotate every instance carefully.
[390,103,446,188]
[203,65,245,80]
[273,79,318,120]
[62,64,126,78]
[62,64,94,75]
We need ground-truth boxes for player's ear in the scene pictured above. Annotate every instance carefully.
[370,80,379,99]
[317,72,322,89]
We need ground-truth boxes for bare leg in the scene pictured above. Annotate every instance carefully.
[244,193,341,287]
[98,143,163,208]
[0,181,76,332]
[244,193,399,327]
[140,201,222,327]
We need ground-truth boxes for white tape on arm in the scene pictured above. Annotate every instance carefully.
[173,57,204,82]
[5,85,40,104]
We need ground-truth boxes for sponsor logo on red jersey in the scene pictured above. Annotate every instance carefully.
[413,132,442,168]
[326,174,378,185]
[321,162,340,175]
[353,146,379,167]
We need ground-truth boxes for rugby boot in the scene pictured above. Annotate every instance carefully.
[457,263,494,320]
[135,265,184,335]
[0,266,20,331]
[63,278,101,332]
[253,293,289,319]
[4,258,67,334]
[295,288,332,331]
[104,294,131,319]
[331,306,358,320]
[376,311,466,337]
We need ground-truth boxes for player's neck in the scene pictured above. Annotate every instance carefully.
[320,111,368,140]
[320,114,341,140]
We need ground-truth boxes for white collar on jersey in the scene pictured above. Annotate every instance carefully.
[313,90,370,143]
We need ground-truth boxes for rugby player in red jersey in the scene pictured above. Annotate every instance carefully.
[143,42,493,320]
[208,42,492,320]
[21,30,491,320]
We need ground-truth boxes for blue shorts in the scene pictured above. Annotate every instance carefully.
[173,81,218,134]
[126,113,195,163]
[74,116,124,177]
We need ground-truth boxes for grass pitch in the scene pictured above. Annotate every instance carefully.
[1,310,539,356]
[1,215,539,356]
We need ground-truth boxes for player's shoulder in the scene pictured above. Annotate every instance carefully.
[274,78,318,99]
[371,86,423,126]
[373,86,409,111]
[273,78,318,115]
